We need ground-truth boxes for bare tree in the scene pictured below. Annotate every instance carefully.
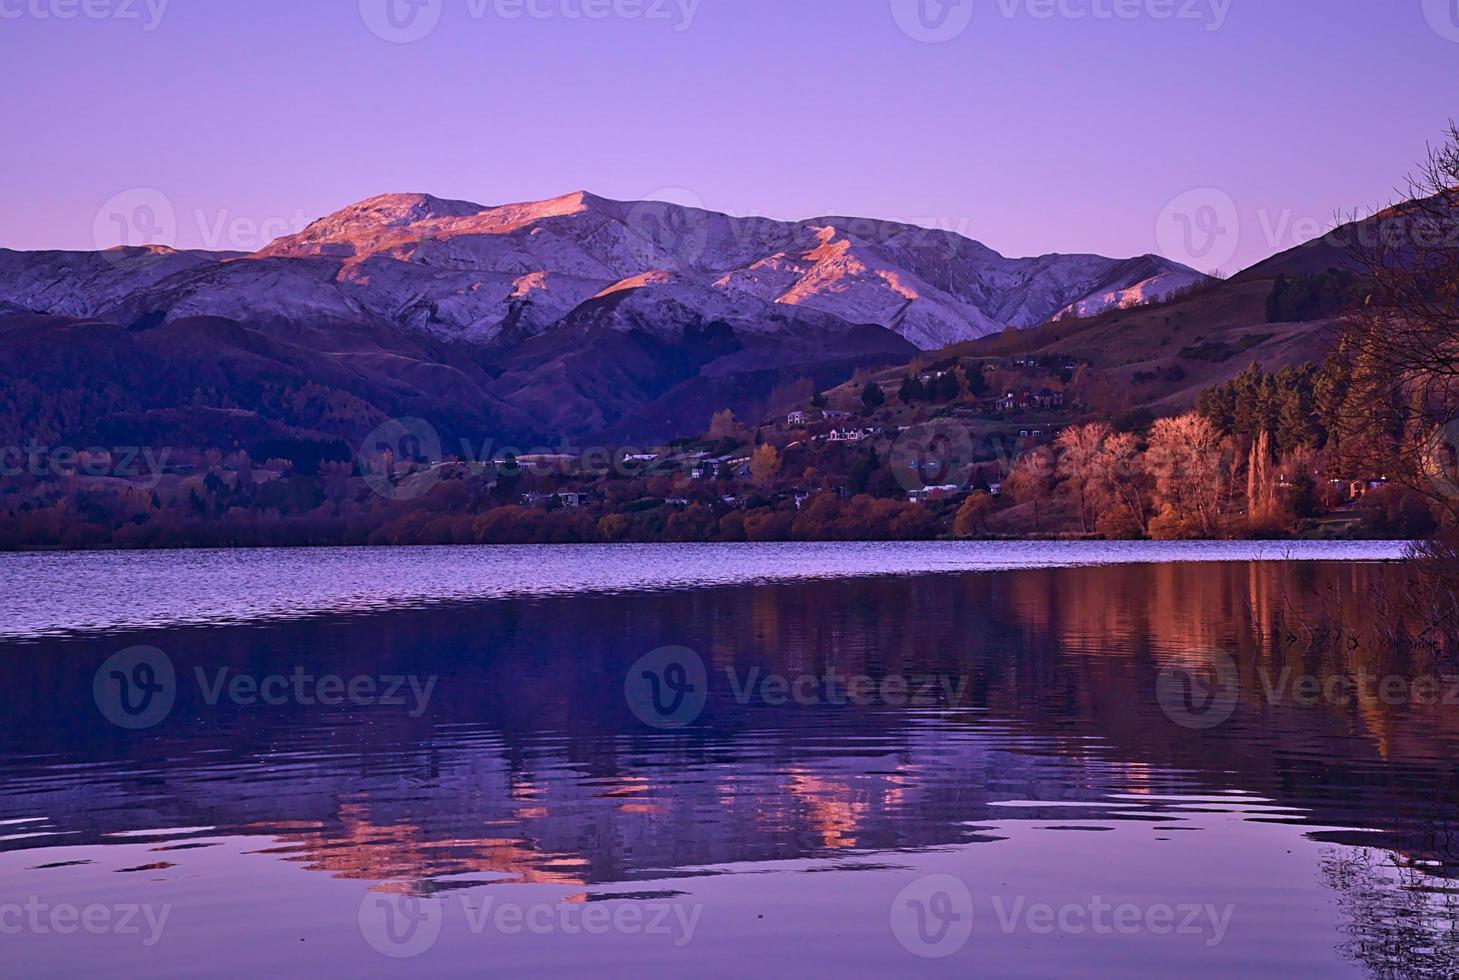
[1145,413,1226,538]
[1340,123,1459,523]
[1006,449,1057,534]
[1055,422,1111,534]
[1094,431,1150,537]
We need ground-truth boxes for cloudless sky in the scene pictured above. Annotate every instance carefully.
[1,0,1455,271]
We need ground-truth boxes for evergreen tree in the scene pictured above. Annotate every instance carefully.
[932,372,962,402]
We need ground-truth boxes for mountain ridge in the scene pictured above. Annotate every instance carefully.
[0,190,1213,446]
[0,190,1207,351]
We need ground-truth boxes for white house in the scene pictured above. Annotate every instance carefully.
[907,484,965,503]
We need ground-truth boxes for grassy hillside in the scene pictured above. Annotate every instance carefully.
[811,229,1362,424]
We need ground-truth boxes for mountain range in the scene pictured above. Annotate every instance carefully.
[0,191,1207,446]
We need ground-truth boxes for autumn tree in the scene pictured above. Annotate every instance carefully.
[953,492,994,538]
[1093,432,1149,538]
[1005,448,1057,534]
[750,444,782,486]
[597,514,629,542]
[1055,422,1111,533]
[1246,430,1281,530]
[1145,413,1226,538]
[708,409,743,441]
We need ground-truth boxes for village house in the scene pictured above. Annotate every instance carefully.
[1327,477,1388,502]
[994,388,1066,413]
[693,454,738,480]
[521,491,588,509]
[907,484,966,504]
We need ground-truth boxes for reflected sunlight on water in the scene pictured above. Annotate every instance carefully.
[1,544,1452,977]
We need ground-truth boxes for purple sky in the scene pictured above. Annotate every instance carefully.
[2,0,1455,272]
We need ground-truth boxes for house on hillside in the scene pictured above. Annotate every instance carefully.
[1333,477,1388,502]
[694,454,737,480]
[999,388,1065,412]
[907,484,966,504]
[522,491,588,509]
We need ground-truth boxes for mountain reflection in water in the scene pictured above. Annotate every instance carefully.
[1,547,1455,977]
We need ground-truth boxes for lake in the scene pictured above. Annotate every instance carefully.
[2,540,1453,978]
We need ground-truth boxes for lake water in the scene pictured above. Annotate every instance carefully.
[2,540,1453,978]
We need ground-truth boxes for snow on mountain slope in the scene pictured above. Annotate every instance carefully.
[1054,267,1205,320]
[0,246,230,319]
[0,192,1207,350]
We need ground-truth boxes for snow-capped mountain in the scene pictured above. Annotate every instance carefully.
[0,191,1211,444]
[0,191,1206,351]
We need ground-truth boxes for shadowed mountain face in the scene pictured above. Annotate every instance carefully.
[0,192,1204,446]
